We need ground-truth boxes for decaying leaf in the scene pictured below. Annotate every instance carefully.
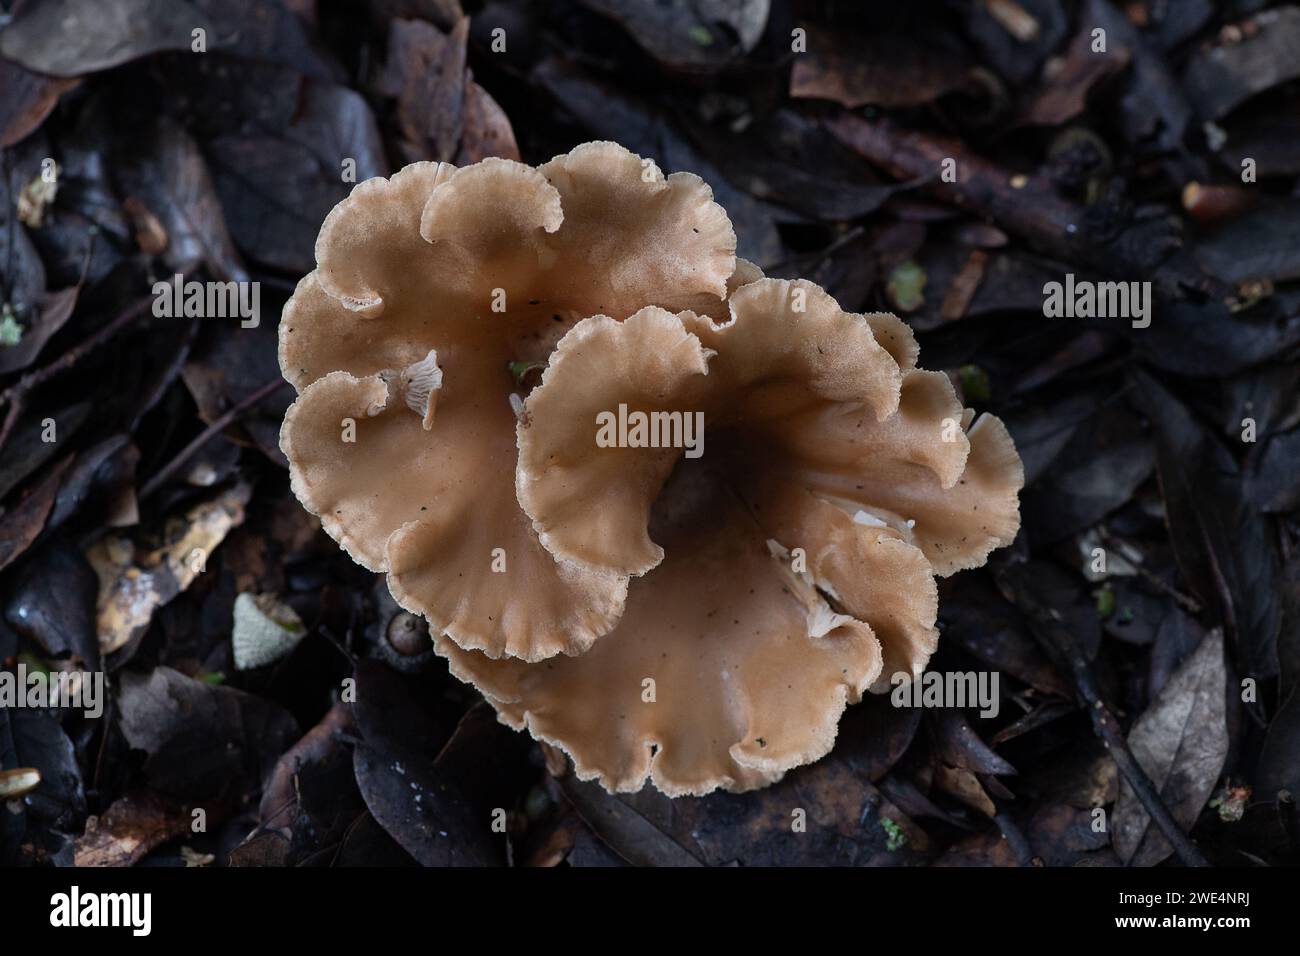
[1112,629,1228,866]
[578,0,769,70]
[0,0,210,77]
[118,666,300,801]
[86,482,252,654]
[73,791,193,867]
[790,28,971,109]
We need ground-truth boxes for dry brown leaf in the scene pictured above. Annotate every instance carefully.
[86,481,251,654]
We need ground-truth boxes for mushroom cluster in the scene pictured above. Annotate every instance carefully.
[280,142,1024,796]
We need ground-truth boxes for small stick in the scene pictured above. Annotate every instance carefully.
[1032,609,1210,866]
[992,810,1039,867]
[139,376,289,500]
[0,297,155,451]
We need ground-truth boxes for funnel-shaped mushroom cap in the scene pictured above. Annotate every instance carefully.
[279,144,739,661]
[436,278,1023,794]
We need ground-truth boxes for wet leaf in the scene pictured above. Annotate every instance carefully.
[1112,628,1228,866]
[1195,199,1300,285]
[0,59,79,147]
[559,776,704,866]
[1183,6,1300,121]
[1133,370,1281,678]
[114,117,245,280]
[0,0,209,77]
[1016,22,1130,127]
[0,287,78,376]
[790,27,971,109]
[190,0,341,79]
[937,804,1110,866]
[352,741,501,866]
[118,665,300,801]
[208,83,387,274]
[73,791,193,867]
[685,109,910,222]
[578,0,769,71]
[4,539,100,668]
[673,762,928,866]
[931,709,1017,776]
[1258,686,1300,798]
[1021,404,1155,547]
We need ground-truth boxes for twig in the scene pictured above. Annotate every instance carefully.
[0,297,155,452]
[1007,584,1211,866]
[1098,526,1202,615]
[138,376,289,500]
[992,810,1039,867]
[824,114,1225,302]
[767,224,867,276]
[314,625,359,665]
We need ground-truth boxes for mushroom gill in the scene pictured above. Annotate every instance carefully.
[278,143,740,662]
[434,277,1024,795]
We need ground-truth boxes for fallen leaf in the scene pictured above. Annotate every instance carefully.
[352,741,502,866]
[1183,6,1300,120]
[0,706,85,834]
[260,701,355,829]
[377,17,468,164]
[0,0,209,77]
[118,665,300,801]
[4,539,100,667]
[208,82,387,274]
[0,59,79,147]
[578,0,769,71]
[0,287,79,375]
[114,117,246,281]
[1112,628,1228,866]
[1133,371,1281,678]
[0,457,73,573]
[86,482,252,654]
[790,27,972,109]
[559,776,705,867]
[73,791,193,867]
[1017,22,1131,126]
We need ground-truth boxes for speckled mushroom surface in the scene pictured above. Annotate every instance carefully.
[279,143,1024,796]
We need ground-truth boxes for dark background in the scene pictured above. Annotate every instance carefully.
[0,0,1298,867]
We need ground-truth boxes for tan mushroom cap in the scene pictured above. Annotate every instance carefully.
[437,471,886,796]
[278,143,738,661]
[433,278,1018,794]
[516,278,1022,580]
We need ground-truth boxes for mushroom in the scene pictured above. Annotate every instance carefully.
[231,592,306,671]
[434,277,1024,795]
[278,143,744,662]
